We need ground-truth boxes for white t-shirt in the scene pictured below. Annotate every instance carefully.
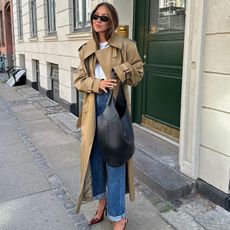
[95,42,108,80]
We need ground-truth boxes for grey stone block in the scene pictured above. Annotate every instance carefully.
[48,112,77,133]
[162,209,205,230]
[26,129,74,148]
[133,125,179,170]
[0,131,22,145]
[0,190,76,230]
[178,195,216,217]
[17,87,40,95]
[14,110,46,122]
[21,119,59,133]
[133,148,194,201]
[195,206,230,230]
[0,111,10,119]
[11,104,36,113]
[39,99,58,108]
[0,143,33,167]
[0,91,25,101]
[41,143,80,170]
[55,165,81,199]
[0,162,50,202]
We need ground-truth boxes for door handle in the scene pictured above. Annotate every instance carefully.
[143,55,147,64]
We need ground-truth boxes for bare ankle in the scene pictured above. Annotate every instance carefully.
[113,218,127,230]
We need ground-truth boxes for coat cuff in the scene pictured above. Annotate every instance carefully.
[113,62,131,82]
[92,78,101,93]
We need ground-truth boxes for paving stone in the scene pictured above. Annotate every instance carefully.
[21,118,59,133]
[17,87,40,95]
[0,91,25,101]
[0,143,33,167]
[0,131,22,145]
[63,200,75,209]
[48,112,77,133]
[0,162,50,202]
[39,99,58,107]
[178,195,216,217]
[162,209,205,230]
[133,125,179,170]
[55,165,81,199]
[41,143,80,170]
[134,148,193,201]
[11,104,36,112]
[14,110,47,122]
[195,206,230,230]
[26,129,74,148]
[0,111,10,119]
[0,190,76,230]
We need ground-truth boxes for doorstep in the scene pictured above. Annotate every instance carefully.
[133,124,194,201]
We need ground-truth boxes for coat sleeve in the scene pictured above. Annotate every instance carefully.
[73,48,101,94]
[112,41,144,86]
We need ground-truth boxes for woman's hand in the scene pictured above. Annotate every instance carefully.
[99,79,117,93]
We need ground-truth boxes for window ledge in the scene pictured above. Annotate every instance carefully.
[43,35,58,41]
[66,32,91,40]
[28,37,38,41]
[17,39,24,43]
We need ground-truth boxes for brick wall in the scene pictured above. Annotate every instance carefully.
[0,0,14,68]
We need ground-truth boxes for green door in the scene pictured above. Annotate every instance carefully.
[133,0,186,135]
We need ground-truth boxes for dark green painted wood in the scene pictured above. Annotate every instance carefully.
[132,0,146,123]
[133,0,184,129]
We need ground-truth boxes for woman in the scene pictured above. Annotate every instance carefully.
[74,2,143,230]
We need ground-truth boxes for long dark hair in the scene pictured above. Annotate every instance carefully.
[91,2,119,49]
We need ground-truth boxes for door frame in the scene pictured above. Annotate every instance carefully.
[132,0,146,124]
[179,0,206,178]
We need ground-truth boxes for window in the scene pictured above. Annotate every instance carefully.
[73,0,91,31]
[0,11,4,45]
[47,0,56,34]
[49,63,59,102]
[30,0,37,37]
[17,0,23,39]
[149,0,186,33]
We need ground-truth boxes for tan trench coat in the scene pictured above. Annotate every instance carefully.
[73,33,143,213]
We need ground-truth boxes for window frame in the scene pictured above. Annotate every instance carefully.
[30,0,38,38]
[149,0,186,33]
[46,0,56,35]
[17,0,23,39]
[73,0,91,32]
[0,11,5,45]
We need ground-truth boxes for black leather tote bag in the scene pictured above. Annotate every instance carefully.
[97,83,135,167]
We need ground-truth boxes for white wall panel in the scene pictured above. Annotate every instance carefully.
[201,108,230,157]
[202,73,230,113]
[204,34,230,75]
[206,0,230,34]
[199,146,230,193]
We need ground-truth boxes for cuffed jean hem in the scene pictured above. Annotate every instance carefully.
[93,192,106,201]
[107,212,127,222]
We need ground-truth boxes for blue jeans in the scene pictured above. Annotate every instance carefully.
[90,93,126,222]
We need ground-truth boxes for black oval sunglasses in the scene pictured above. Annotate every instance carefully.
[91,14,109,22]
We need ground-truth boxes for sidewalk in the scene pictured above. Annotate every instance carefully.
[1,74,230,230]
[0,74,173,230]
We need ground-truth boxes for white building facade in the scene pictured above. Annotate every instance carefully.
[13,0,133,114]
[13,0,230,210]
